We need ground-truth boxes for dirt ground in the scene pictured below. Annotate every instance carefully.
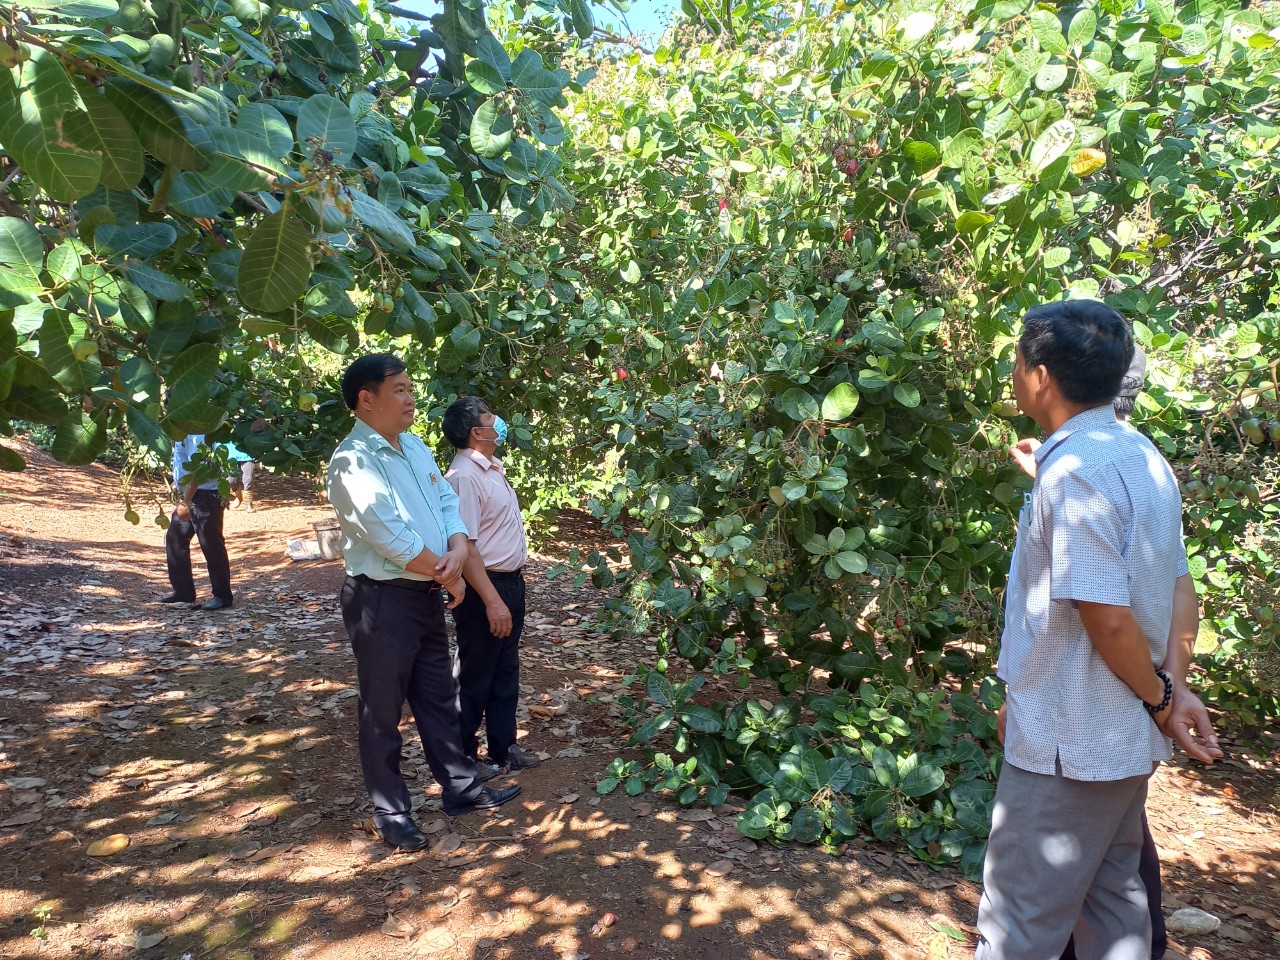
[1,439,1278,960]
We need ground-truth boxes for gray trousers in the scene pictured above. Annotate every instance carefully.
[976,761,1151,960]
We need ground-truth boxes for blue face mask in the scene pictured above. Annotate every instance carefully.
[491,415,508,446]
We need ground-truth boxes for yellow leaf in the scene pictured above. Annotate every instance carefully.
[1071,147,1107,176]
[924,931,951,960]
[87,833,130,857]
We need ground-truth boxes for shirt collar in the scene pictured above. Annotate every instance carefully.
[351,418,404,455]
[462,446,502,472]
[1034,404,1116,467]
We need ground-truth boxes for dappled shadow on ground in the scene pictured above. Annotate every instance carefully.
[0,572,974,960]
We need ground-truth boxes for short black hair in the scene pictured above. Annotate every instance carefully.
[1019,300,1133,407]
[340,354,406,410]
[442,396,489,449]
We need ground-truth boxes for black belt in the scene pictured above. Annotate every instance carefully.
[487,568,524,581]
[352,574,441,593]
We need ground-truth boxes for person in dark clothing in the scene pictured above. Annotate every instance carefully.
[443,396,541,774]
[159,434,233,612]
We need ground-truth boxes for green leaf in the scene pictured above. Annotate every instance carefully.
[893,382,921,408]
[1028,119,1076,174]
[475,32,513,77]
[0,218,45,283]
[1030,9,1068,55]
[169,172,235,217]
[209,125,287,176]
[787,806,822,843]
[1035,63,1068,92]
[150,305,200,362]
[347,190,415,253]
[0,443,26,471]
[629,708,674,745]
[941,128,984,168]
[903,139,939,173]
[302,314,357,354]
[899,759,946,798]
[469,98,515,158]
[237,211,312,313]
[512,49,561,104]
[743,751,779,786]
[678,705,723,733]
[872,747,898,787]
[647,671,676,706]
[466,59,508,95]
[568,0,594,38]
[52,408,109,466]
[296,94,358,161]
[821,382,859,419]
[780,388,819,421]
[800,749,831,790]
[23,0,120,18]
[235,102,294,159]
[66,82,144,190]
[0,50,102,201]
[164,341,219,421]
[104,80,213,171]
[121,260,184,301]
[834,551,868,574]
[94,222,177,259]
[39,309,98,392]
[956,210,995,234]
[1067,9,1096,49]
[2,382,68,424]
[124,404,170,457]
[313,16,359,72]
[527,100,565,147]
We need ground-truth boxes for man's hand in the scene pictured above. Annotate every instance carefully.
[433,547,467,584]
[996,703,1007,744]
[442,577,466,610]
[485,597,513,638]
[175,503,191,521]
[1009,438,1042,479]
[1157,683,1223,764]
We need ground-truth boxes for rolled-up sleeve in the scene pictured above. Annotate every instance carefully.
[327,447,425,567]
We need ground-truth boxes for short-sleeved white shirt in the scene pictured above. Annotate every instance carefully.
[1000,405,1187,781]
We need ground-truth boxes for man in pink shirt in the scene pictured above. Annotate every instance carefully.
[443,396,541,774]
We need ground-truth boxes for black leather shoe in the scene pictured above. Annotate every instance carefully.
[501,744,541,772]
[473,762,499,783]
[375,816,430,851]
[443,784,521,816]
[158,593,194,604]
[200,597,232,611]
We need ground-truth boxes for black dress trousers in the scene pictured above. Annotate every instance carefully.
[453,571,526,764]
[165,489,233,603]
[340,575,485,823]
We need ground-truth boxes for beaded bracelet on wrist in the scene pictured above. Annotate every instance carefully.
[1144,668,1173,715]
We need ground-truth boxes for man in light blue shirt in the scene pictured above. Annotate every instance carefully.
[161,434,233,611]
[326,354,520,851]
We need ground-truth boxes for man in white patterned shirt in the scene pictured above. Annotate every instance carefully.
[976,301,1198,960]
